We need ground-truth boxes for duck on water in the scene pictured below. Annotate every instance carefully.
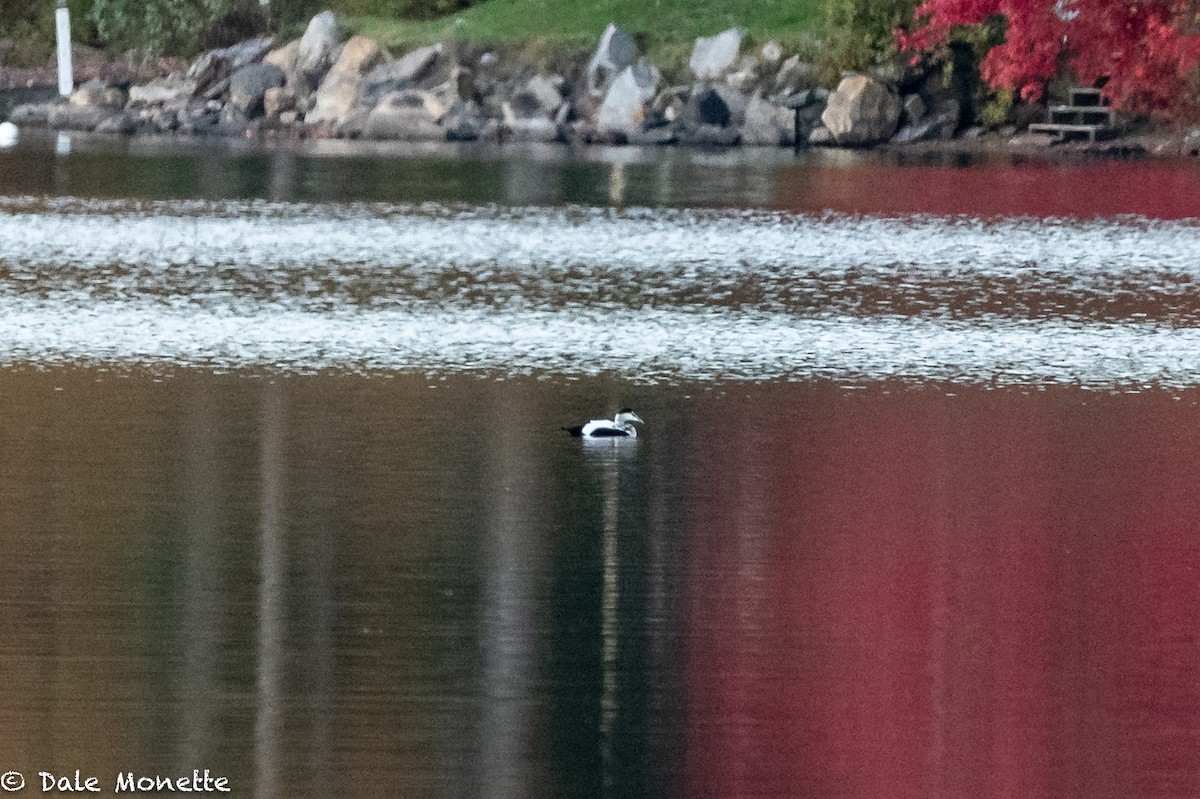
[564,409,644,438]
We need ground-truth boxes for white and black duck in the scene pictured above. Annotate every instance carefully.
[563,409,644,438]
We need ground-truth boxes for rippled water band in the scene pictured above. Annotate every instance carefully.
[2,196,1199,386]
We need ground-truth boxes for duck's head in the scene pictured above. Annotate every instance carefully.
[615,408,644,425]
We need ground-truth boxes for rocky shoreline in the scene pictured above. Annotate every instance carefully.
[2,10,1196,158]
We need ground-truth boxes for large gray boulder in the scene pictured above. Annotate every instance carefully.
[596,60,660,138]
[295,11,339,86]
[820,75,901,146]
[740,95,794,146]
[361,44,442,106]
[8,101,58,126]
[48,104,114,131]
[229,63,285,117]
[188,37,274,96]
[362,90,445,140]
[689,29,743,81]
[587,23,637,95]
[891,97,960,143]
[309,35,382,126]
[507,74,563,120]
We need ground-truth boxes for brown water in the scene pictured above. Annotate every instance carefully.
[2,133,1200,798]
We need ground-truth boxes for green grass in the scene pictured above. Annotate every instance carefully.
[343,0,824,70]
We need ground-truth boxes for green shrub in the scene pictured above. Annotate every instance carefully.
[981,86,1012,126]
[818,0,917,81]
[328,0,486,21]
[91,0,238,55]
[0,0,94,65]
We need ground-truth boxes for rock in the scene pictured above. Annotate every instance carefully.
[334,107,370,137]
[150,106,180,133]
[902,93,925,125]
[772,55,818,95]
[129,75,197,106]
[178,107,220,136]
[587,23,638,95]
[69,79,124,110]
[683,86,731,127]
[740,95,794,146]
[188,37,274,97]
[264,40,299,73]
[821,75,901,146]
[47,104,112,131]
[775,89,811,109]
[760,41,784,63]
[229,62,285,117]
[9,101,58,126]
[295,11,339,86]
[264,86,297,117]
[361,44,442,105]
[689,28,743,81]
[596,60,660,138]
[214,113,253,137]
[648,89,686,126]
[931,97,960,135]
[892,97,958,143]
[508,74,563,120]
[309,35,382,126]
[794,103,825,144]
[94,111,138,135]
[444,100,485,141]
[808,125,834,145]
[725,55,763,93]
[362,90,445,140]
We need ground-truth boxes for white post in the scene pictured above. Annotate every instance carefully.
[55,0,73,97]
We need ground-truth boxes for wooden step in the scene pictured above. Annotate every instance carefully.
[1028,122,1113,142]
[1048,105,1116,125]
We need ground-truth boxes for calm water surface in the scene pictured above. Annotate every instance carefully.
[3,134,1200,798]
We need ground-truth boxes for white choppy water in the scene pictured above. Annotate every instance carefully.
[2,196,1199,386]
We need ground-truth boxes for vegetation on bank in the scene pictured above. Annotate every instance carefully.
[343,0,822,65]
[3,0,1200,121]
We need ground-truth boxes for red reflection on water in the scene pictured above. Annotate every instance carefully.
[682,388,1200,799]
[775,161,1200,219]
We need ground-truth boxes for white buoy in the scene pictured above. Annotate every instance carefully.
[55,0,73,98]
[0,121,17,147]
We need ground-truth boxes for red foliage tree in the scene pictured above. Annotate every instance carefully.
[899,0,1200,115]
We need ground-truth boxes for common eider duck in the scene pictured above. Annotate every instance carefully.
[563,408,644,438]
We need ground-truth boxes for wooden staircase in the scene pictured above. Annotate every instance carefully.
[1028,87,1118,143]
